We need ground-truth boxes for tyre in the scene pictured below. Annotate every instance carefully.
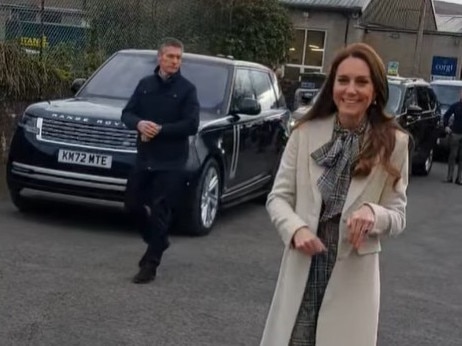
[184,158,221,236]
[412,148,433,176]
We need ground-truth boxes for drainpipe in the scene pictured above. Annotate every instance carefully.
[344,13,351,46]
[413,0,427,76]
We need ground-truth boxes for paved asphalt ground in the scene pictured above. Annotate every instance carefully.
[0,163,461,346]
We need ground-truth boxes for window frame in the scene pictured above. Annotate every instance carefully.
[284,28,327,79]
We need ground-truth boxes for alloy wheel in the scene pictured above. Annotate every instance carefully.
[200,166,219,229]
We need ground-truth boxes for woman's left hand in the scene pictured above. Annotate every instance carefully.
[347,205,376,249]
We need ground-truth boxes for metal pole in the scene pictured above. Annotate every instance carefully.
[413,0,427,76]
[39,0,45,62]
[39,0,45,100]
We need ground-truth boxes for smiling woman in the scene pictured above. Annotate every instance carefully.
[261,43,409,346]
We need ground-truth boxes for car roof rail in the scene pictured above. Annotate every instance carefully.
[216,54,234,60]
[388,75,428,85]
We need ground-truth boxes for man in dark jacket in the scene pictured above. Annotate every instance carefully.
[121,38,200,283]
[443,91,462,184]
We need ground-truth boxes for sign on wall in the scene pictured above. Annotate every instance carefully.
[5,19,87,51]
[387,61,399,76]
[431,56,458,80]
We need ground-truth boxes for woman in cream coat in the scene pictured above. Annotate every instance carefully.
[260,43,409,346]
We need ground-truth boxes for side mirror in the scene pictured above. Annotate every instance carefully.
[407,104,422,116]
[236,97,261,115]
[71,78,86,95]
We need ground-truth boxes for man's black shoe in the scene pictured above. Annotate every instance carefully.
[444,178,453,183]
[138,242,170,268]
[456,179,462,185]
[132,263,157,284]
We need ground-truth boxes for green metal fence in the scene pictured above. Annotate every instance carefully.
[1,0,223,75]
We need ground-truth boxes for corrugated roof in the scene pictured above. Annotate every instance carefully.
[279,0,372,11]
[280,0,439,32]
[362,0,437,31]
[434,0,462,16]
[436,14,462,33]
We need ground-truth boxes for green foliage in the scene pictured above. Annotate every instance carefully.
[87,0,205,54]
[1,0,293,104]
[42,42,105,81]
[0,41,104,103]
[0,42,66,102]
[207,0,294,67]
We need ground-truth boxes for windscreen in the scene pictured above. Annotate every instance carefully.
[431,84,462,107]
[385,84,403,115]
[78,53,231,112]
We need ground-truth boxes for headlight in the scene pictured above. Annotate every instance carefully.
[18,113,39,134]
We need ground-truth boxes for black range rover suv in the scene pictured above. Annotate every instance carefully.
[386,76,440,176]
[6,50,290,235]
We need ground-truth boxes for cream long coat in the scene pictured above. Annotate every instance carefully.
[260,115,409,346]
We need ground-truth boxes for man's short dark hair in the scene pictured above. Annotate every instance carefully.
[159,37,184,54]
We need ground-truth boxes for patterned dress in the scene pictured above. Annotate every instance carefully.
[288,118,367,346]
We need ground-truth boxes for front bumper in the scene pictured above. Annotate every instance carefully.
[8,161,128,201]
[6,126,200,203]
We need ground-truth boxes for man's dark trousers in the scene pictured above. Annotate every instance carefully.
[125,168,184,267]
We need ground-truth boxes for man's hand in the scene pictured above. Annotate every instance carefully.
[292,227,326,256]
[137,120,161,140]
[347,204,375,249]
[445,126,452,134]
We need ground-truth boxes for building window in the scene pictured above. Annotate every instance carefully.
[285,29,326,81]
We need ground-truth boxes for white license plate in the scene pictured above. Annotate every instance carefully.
[58,149,112,169]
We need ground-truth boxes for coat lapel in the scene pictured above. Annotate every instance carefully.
[307,115,335,207]
[342,165,379,214]
[342,127,379,215]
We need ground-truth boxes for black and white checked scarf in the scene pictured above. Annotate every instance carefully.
[311,117,368,222]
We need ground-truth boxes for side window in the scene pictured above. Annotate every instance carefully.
[269,71,284,107]
[416,87,430,111]
[250,70,278,111]
[232,69,255,108]
[427,88,437,110]
[402,87,417,112]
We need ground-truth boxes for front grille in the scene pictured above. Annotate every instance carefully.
[38,118,137,152]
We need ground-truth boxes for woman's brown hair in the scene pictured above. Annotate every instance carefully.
[297,42,406,186]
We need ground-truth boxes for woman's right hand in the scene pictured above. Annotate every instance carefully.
[292,227,327,256]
